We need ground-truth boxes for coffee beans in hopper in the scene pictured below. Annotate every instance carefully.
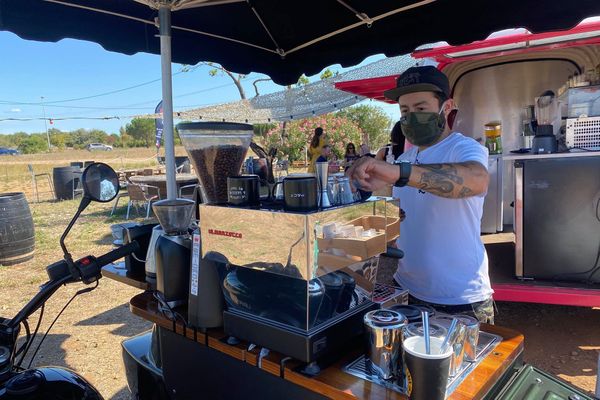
[189,144,247,204]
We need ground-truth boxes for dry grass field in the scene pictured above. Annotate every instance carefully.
[0,147,189,202]
[0,148,598,399]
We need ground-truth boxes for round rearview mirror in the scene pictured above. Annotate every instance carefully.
[81,162,119,203]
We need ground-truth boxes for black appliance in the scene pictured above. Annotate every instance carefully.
[152,199,195,309]
[220,264,378,364]
[122,223,158,275]
[188,247,225,330]
[514,156,600,282]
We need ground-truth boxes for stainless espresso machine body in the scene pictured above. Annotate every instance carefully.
[195,198,401,364]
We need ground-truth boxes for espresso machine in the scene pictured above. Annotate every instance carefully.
[178,122,403,371]
[152,198,195,309]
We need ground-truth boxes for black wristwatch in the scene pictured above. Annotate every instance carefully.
[394,161,412,187]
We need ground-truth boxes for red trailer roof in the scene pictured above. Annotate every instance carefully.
[334,20,600,103]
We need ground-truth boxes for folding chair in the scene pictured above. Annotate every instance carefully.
[28,164,55,202]
[110,173,130,216]
[178,184,199,200]
[72,169,84,199]
[125,182,160,219]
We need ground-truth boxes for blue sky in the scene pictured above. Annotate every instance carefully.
[0,31,400,136]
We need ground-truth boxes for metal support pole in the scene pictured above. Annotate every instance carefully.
[159,5,177,200]
[41,96,51,152]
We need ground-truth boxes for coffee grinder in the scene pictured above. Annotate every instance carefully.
[152,198,195,309]
[532,91,559,154]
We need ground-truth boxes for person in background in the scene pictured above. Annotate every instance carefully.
[359,143,374,157]
[343,142,360,171]
[307,127,327,173]
[375,121,406,164]
[346,66,493,323]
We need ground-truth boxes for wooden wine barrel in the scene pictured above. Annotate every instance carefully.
[0,192,35,266]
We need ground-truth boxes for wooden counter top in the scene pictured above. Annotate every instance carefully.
[129,292,524,400]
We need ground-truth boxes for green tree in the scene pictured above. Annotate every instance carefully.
[49,128,69,149]
[260,114,362,162]
[12,132,28,147]
[336,104,392,151]
[123,118,156,147]
[18,135,47,154]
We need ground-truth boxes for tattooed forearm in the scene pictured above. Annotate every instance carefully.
[410,162,488,198]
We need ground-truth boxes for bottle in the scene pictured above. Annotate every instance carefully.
[484,122,503,155]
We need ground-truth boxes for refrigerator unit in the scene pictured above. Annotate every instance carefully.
[514,156,600,282]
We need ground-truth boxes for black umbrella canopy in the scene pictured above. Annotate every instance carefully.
[2,0,600,85]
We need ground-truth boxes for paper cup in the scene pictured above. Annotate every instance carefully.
[402,336,452,400]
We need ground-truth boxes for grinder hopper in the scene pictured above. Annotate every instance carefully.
[152,198,195,235]
[177,122,253,204]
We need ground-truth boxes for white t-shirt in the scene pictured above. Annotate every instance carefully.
[392,132,493,305]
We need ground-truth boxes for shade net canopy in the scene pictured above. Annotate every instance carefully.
[138,54,417,122]
[2,0,600,85]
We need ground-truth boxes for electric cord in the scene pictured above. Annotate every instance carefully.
[15,305,44,369]
[153,292,187,327]
[13,319,31,358]
[26,281,98,369]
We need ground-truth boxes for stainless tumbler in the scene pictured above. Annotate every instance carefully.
[363,309,408,380]
[456,315,480,362]
[431,314,467,377]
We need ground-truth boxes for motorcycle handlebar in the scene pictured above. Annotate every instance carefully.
[77,241,140,285]
[8,241,140,329]
[94,241,140,269]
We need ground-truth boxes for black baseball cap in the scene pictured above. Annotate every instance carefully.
[383,66,450,102]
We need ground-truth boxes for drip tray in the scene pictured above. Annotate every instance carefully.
[343,331,502,397]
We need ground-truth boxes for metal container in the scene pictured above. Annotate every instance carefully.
[335,176,355,205]
[152,198,195,235]
[456,315,480,362]
[363,309,408,380]
[431,314,467,377]
[402,321,447,341]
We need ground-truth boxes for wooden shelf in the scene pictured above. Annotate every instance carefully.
[101,262,149,290]
[129,292,524,400]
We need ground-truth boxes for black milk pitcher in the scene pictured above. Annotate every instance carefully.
[271,174,318,212]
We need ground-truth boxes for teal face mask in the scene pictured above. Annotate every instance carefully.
[400,107,446,147]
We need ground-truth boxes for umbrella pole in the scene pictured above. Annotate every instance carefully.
[159,5,177,200]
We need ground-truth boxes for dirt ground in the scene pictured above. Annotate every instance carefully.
[0,158,598,398]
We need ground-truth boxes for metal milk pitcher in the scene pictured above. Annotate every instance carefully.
[363,309,408,380]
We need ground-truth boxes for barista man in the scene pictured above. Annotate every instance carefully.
[347,66,494,323]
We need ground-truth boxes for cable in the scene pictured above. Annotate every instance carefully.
[0,68,243,109]
[15,305,44,369]
[153,292,187,326]
[0,69,189,106]
[13,319,31,358]
[26,281,98,369]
